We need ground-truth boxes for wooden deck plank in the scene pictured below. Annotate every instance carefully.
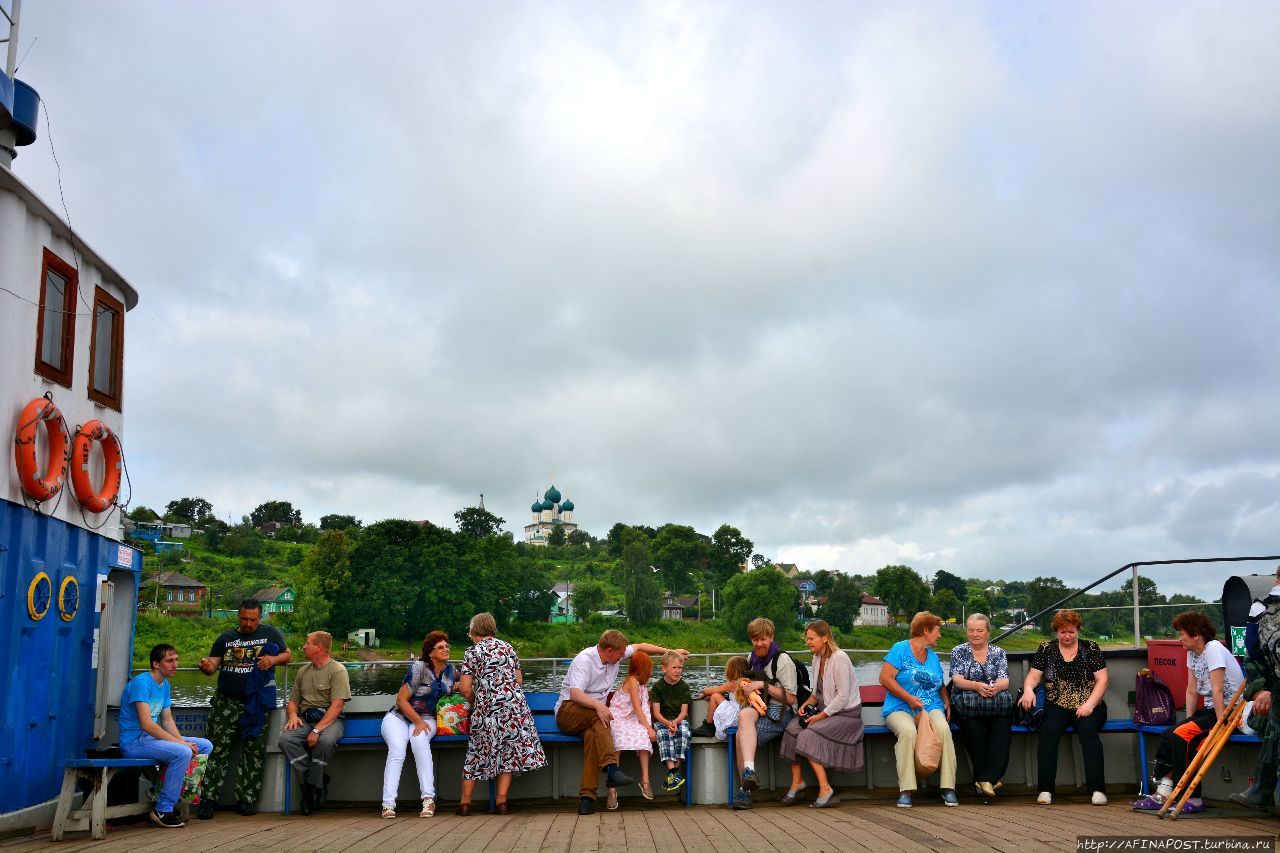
[10,801,1279,852]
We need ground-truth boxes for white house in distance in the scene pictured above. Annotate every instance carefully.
[523,483,578,545]
[855,593,891,627]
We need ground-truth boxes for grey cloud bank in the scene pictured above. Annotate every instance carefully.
[10,1,1278,600]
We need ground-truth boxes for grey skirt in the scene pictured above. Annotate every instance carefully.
[779,708,865,774]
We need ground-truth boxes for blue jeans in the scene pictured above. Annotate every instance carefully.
[122,734,213,812]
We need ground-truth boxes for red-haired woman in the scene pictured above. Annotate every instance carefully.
[1019,609,1109,805]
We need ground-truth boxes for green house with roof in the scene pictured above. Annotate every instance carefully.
[252,586,296,615]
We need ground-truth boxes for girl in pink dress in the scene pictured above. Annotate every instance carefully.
[607,653,658,807]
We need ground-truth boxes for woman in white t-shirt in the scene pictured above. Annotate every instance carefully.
[1131,612,1244,814]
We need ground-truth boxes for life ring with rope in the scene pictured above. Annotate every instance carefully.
[13,396,70,502]
[70,420,122,512]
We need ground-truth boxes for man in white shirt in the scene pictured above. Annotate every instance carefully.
[555,629,688,814]
[1133,611,1244,814]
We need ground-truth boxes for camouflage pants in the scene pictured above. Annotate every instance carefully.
[203,692,267,807]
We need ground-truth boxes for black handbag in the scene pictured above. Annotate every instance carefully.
[1013,687,1044,730]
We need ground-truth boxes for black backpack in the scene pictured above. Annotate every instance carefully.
[769,651,813,707]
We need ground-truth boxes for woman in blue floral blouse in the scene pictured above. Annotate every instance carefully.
[948,614,1012,798]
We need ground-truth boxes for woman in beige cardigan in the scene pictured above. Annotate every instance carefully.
[778,620,864,807]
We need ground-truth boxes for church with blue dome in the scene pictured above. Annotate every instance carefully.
[523,483,578,545]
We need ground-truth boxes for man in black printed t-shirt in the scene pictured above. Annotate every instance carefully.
[195,599,291,819]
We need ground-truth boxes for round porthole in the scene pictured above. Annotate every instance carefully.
[28,571,52,620]
[59,575,80,622]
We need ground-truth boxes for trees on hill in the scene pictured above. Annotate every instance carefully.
[320,513,362,531]
[873,565,931,621]
[822,574,863,631]
[618,529,661,626]
[249,500,302,527]
[165,497,214,526]
[454,505,505,538]
[722,567,798,639]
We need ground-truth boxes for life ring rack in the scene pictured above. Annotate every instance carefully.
[13,395,70,503]
[70,420,122,513]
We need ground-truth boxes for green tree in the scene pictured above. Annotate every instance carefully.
[822,574,863,632]
[567,528,592,548]
[249,500,302,527]
[455,505,506,538]
[872,565,931,622]
[571,579,608,620]
[932,568,968,601]
[129,505,160,522]
[295,529,352,633]
[320,513,362,531]
[965,592,992,619]
[618,531,660,626]
[709,524,753,586]
[931,588,962,622]
[165,497,214,526]
[548,524,567,547]
[652,524,709,594]
[722,567,798,640]
[750,553,773,570]
[1027,576,1070,632]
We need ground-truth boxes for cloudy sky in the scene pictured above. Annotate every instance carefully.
[10,2,1279,599]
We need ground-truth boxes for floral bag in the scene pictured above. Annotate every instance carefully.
[150,752,208,806]
[436,693,471,735]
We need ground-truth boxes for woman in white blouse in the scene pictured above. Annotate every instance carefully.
[778,620,863,807]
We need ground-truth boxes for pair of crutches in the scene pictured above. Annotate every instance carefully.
[1157,682,1248,819]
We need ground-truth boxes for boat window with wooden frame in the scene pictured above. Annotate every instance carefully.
[33,248,78,387]
[87,286,125,410]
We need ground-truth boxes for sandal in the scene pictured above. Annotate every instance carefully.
[810,788,840,808]
[381,806,396,819]
[780,784,807,805]
[606,789,619,811]
[639,782,654,800]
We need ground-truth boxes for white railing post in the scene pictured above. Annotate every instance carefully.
[1132,565,1141,650]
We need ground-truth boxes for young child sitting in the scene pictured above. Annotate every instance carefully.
[650,651,693,792]
[692,656,749,738]
[606,653,659,808]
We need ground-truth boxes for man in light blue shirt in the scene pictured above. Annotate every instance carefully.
[120,644,213,828]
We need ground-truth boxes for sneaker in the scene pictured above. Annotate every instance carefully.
[1092,791,1108,806]
[740,768,758,791]
[941,790,959,807]
[896,792,912,808]
[237,800,257,816]
[605,767,634,787]
[1037,792,1052,805]
[606,789,619,811]
[1130,795,1164,810]
[420,797,435,818]
[150,809,185,828]
[732,790,752,810]
[578,797,595,815]
[690,722,716,738]
[668,772,686,792]
[195,800,215,820]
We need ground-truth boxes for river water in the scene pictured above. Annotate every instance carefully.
[160,652,947,707]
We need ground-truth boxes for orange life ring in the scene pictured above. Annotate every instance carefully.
[70,420,122,513]
[13,397,70,502]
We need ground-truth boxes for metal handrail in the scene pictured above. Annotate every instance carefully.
[992,554,1280,648]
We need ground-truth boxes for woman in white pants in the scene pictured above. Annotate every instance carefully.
[380,630,457,818]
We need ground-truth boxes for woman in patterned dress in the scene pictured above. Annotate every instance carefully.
[455,612,547,815]
[606,652,658,807]
[1019,609,1109,806]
